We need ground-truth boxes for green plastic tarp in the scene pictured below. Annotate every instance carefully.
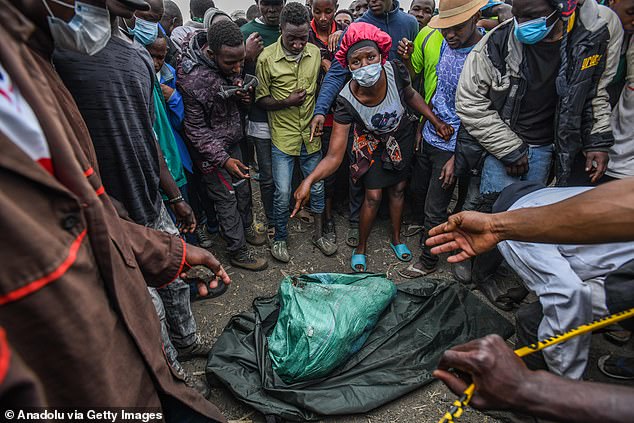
[269,273,397,383]
[206,274,514,421]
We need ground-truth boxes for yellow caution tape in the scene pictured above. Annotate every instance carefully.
[438,307,634,423]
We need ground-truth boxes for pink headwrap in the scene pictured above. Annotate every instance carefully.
[335,22,392,68]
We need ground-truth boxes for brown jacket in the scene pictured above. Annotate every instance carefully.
[0,2,224,420]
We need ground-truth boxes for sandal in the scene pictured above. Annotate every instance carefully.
[346,227,359,248]
[402,224,424,237]
[398,262,436,279]
[295,208,314,224]
[351,253,367,272]
[390,243,412,262]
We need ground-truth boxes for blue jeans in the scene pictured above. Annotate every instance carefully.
[480,144,554,195]
[272,143,324,241]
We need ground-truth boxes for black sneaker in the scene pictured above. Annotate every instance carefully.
[195,224,213,249]
[177,339,211,362]
[230,246,268,271]
[598,354,634,380]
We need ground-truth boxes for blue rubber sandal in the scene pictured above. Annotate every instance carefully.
[351,254,367,272]
[390,243,412,262]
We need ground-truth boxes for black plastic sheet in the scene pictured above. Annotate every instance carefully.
[206,276,514,421]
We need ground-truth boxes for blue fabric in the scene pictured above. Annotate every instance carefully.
[480,144,554,195]
[481,0,503,10]
[313,0,419,116]
[159,63,193,173]
[272,143,324,241]
[422,40,474,152]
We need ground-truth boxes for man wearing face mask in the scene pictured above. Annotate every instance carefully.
[0,0,229,419]
[456,0,623,193]
[54,0,216,398]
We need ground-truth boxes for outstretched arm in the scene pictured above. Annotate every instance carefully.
[292,122,350,217]
[426,178,634,262]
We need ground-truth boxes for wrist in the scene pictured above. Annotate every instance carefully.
[511,370,551,414]
[168,195,184,205]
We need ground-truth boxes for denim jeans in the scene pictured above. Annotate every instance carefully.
[251,136,274,225]
[272,142,324,241]
[147,203,197,368]
[480,144,554,195]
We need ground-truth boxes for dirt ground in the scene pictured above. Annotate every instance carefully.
[182,179,634,423]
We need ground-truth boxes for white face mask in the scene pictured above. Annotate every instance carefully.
[350,62,383,87]
[43,0,111,56]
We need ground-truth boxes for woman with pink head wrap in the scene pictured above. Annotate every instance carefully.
[293,22,453,273]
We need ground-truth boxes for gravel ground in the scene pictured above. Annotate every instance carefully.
[182,179,634,423]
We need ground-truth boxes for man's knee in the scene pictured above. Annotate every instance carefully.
[310,180,325,197]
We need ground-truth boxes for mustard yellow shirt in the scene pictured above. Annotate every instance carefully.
[255,37,321,156]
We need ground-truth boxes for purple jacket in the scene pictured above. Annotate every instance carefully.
[176,31,243,173]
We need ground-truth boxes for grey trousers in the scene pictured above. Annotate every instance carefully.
[147,203,197,367]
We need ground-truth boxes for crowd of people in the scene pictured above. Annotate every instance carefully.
[0,0,633,421]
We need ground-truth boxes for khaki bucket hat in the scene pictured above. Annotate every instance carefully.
[429,0,489,29]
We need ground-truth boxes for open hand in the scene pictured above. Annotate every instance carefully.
[425,211,501,262]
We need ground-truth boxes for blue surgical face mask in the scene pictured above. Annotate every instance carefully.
[514,10,558,45]
[130,18,158,46]
[350,62,383,87]
[42,0,111,55]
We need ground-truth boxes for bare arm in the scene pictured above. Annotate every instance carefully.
[404,85,453,140]
[157,142,196,233]
[291,122,350,217]
[435,335,634,423]
[494,178,634,244]
[426,178,634,262]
